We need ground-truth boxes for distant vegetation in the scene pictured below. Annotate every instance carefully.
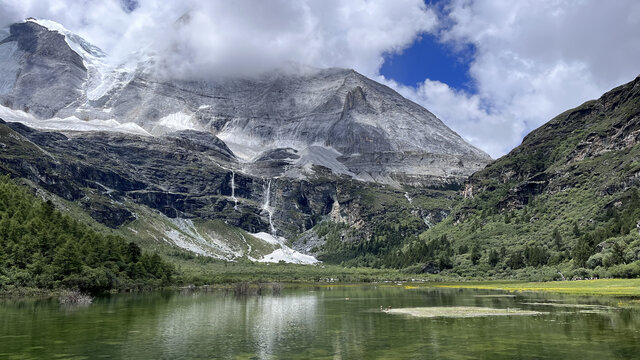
[437,278,640,297]
[0,175,175,294]
[311,149,640,280]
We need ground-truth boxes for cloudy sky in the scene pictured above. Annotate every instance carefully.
[1,0,639,157]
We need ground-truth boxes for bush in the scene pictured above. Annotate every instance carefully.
[568,268,593,280]
[608,261,640,278]
[586,253,603,269]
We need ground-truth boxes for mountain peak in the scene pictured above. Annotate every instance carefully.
[24,18,70,34]
[0,18,490,185]
[22,18,107,59]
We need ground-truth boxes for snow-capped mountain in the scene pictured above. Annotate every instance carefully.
[0,18,492,262]
[0,19,490,186]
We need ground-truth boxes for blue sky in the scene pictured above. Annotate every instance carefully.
[380,0,475,92]
[374,1,640,157]
[380,33,475,92]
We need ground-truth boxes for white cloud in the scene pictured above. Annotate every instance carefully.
[0,0,436,78]
[1,0,639,157]
[410,0,640,157]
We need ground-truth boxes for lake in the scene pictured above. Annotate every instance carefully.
[1,285,639,359]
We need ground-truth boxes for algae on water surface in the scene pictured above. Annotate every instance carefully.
[386,306,545,318]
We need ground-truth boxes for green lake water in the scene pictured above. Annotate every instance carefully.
[1,286,639,359]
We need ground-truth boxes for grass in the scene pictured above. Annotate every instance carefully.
[435,278,640,296]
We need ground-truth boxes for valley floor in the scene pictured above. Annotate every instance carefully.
[170,258,440,284]
[138,258,640,298]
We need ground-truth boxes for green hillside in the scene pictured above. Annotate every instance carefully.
[400,76,640,279]
[0,175,174,293]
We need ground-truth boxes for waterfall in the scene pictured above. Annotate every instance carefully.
[262,178,277,236]
[230,171,238,210]
[404,192,413,204]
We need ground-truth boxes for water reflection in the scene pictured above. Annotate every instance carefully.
[1,287,640,359]
[153,293,318,359]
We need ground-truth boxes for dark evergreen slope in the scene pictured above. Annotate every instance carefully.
[0,176,174,293]
[398,76,640,279]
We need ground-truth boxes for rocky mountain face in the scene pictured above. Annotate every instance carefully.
[0,19,479,262]
[0,119,456,263]
[0,19,490,186]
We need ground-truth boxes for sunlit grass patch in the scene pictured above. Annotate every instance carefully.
[436,279,640,297]
[616,299,640,307]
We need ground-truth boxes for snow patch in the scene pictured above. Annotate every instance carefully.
[292,145,354,177]
[155,112,197,132]
[217,129,353,178]
[217,130,318,161]
[252,232,319,264]
[252,232,281,245]
[258,248,319,265]
[0,104,151,136]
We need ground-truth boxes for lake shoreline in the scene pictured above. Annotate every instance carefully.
[4,278,640,300]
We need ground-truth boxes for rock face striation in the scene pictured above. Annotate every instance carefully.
[0,19,490,186]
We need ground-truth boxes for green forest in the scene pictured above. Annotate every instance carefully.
[0,175,174,294]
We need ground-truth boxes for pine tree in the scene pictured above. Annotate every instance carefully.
[572,237,593,268]
[488,249,499,267]
[471,243,482,265]
[553,228,563,251]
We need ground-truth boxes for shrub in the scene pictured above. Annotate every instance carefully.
[608,261,640,278]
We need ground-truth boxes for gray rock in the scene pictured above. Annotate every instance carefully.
[0,21,86,117]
